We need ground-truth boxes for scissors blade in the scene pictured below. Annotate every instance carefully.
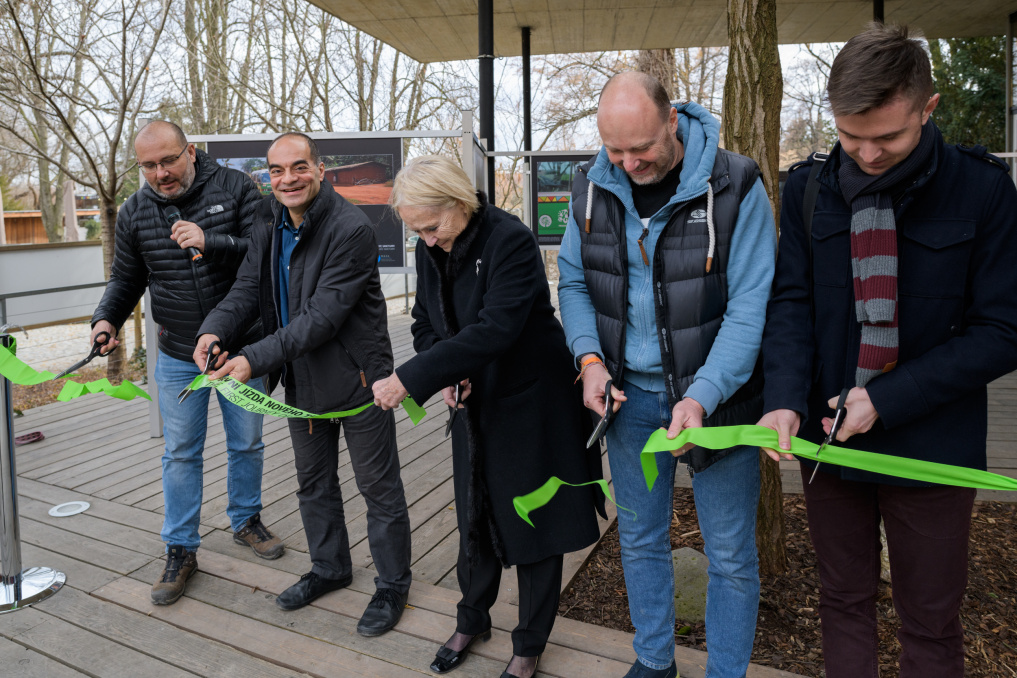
[445,385,461,438]
[809,387,851,485]
[53,357,91,380]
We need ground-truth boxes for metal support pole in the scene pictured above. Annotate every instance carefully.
[404,274,410,314]
[144,290,162,438]
[522,27,533,230]
[478,0,496,200]
[1009,12,1017,178]
[1,334,65,613]
[522,27,532,154]
[873,0,884,22]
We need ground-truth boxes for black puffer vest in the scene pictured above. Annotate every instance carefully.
[573,149,765,472]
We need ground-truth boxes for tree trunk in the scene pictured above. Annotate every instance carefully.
[723,0,786,575]
[637,49,676,99]
[99,192,124,380]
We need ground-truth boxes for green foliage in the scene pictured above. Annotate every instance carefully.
[0,175,25,210]
[82,217,102,240]
[117,166,140,205]
[929,37,1006,151]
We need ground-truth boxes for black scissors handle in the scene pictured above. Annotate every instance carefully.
[178,340,224,404]
[445,383,462,438]
[54,330,115,379]
[586,379,615,448]
[809,387,851,484]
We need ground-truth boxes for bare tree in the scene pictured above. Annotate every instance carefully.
[637,49,677,98]
[723,0,786,575]
[781,44,839,164]
[0,0,171,377]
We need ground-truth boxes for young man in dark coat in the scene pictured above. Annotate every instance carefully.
[89,120,282,607]
[195,133,412,637]
[759,24,1017,677]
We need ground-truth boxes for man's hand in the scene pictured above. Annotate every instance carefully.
[90,320,120,355]
[207,356,252,384]
[170,220,205,252]
[581,361,626,417]
[823,387,878,442]
[193,334,228,372]
[666,397,705,456]
[757,409,801,461]
[372,373,408,410]
[441,379,471,408]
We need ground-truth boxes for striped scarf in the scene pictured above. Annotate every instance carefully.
[837,121,936,387]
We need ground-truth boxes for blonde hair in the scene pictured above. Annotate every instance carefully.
[391,155,481,215]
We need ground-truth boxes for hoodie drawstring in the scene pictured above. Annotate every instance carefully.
[585,182,595,234]
[705,182,715,273]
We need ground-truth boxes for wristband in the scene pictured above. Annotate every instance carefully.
[575,354,605,383]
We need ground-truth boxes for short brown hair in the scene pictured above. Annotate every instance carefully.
[827,23,934,117]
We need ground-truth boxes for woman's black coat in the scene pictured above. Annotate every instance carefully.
[397,197,606,566]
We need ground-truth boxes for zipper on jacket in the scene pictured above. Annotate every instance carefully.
[339,342,367,388]
[637,227,650,266]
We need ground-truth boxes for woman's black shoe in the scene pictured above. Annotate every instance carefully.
[429,629,492,673]
[499,654,539,678]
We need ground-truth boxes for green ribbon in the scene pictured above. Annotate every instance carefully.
[640,425,1017,493]
[180,374,426,425]
[512,424,1016,527]
[512,477,635,527]
[0,341,151,403]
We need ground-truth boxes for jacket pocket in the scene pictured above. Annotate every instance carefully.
[810,211,851,288]
[899,219,975,299]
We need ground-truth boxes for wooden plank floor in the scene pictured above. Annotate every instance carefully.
[2,311,813,677]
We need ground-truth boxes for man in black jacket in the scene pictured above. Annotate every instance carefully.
[90,121,283,607]
[759,25,1017,677]
[196,133,411,636]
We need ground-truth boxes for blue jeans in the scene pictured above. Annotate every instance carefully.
[155,350,266,550]
[607,381,760,677]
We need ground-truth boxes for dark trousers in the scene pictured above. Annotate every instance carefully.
[455,535,563,657]
[286,404,412,593]
[802,461,976,678]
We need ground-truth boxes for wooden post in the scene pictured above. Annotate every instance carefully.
[133,301,143,356]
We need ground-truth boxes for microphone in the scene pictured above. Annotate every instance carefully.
[166,209,202,262]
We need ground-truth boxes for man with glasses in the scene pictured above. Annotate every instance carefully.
[89,120,283,606]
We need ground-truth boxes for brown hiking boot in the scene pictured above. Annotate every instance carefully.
[233,513,285,560]
[151,545,197,605]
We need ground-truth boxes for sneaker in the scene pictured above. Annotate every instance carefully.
[622,659,678,678]
[276,571,352,610]
[233,513,284,560]
[356,588,408,636]
[151,545,197,606]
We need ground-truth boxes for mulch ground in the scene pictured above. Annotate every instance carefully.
[559,488,1017,677]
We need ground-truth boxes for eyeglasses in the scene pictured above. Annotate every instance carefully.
[138,146,189,174]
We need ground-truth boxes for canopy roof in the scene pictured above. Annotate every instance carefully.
[307,0,1010,63]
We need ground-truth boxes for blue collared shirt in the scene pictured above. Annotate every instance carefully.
[277,210,302,327]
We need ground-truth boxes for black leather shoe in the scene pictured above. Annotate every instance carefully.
[429,629,492,673]
[500,654,539,678]
[357,588,408,636]
[275,571,352,610]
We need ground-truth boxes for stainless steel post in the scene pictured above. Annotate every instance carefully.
[0,333,65,613]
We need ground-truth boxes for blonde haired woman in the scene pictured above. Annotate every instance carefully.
[373,156,605,678]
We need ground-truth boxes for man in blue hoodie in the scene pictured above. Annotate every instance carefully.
[558,72,776,678]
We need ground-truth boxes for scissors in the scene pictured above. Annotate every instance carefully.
[809,387,850,484]
[177,340,223,404]
[586,379,616,448]
[445,383,462,438]
[54,331,116,379]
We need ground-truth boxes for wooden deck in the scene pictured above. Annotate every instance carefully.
[6,309,946,678]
